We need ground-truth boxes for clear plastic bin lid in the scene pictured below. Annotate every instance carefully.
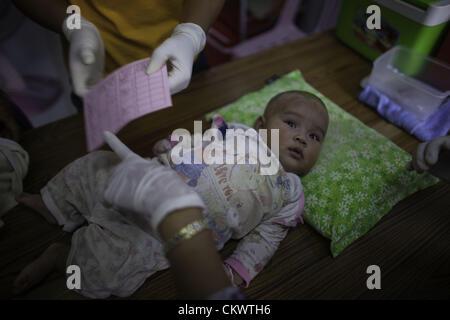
[402,0,441,10]
[366,46,450,120]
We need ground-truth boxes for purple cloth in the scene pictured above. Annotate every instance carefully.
[359,85,450,142]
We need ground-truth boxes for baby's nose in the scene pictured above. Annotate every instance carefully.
[295,135,307,145]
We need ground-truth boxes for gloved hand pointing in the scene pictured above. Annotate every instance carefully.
[62,16,105,97]
[102,131,205,235]
[146,23,206,95]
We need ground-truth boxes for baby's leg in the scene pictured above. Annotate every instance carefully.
[67,216,170,298]
[39,150,121,232]
[16,192,56,225]
[13,242,69,295]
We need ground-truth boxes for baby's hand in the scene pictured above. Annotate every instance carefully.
[152,138,172,156]
[232,270,244,287]
[223,263,244,287]
[406,136,450,181]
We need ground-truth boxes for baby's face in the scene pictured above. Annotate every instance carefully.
[255,97,328,175]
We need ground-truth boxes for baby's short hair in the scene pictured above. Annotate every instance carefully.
[264,90,327,118]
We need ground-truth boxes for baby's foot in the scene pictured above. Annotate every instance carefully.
[16,192,57,225]
[13,243,69,295]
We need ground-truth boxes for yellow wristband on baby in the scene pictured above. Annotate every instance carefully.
[163,219,209,255]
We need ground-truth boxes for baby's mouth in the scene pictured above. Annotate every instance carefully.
[288,147,304,160]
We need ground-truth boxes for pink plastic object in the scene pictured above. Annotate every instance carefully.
[0,2,61,124]
[207,0,306,59]
[0,50,62,120]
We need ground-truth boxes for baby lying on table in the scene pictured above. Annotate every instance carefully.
[13,90,329,298]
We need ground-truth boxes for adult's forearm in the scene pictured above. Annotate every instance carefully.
[158,207,231,299]
[181,0,225,33]
[12,0,69,33]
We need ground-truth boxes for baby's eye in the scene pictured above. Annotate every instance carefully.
[310,133,320,142]
[284,120,296,128]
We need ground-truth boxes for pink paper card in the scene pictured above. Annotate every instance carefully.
[83,58,172,151]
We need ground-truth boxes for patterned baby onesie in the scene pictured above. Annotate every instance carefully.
[157,117,305,287]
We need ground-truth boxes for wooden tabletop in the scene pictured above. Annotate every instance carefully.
[1,31,449,299]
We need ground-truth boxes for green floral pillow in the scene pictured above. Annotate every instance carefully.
[206,70,439,257]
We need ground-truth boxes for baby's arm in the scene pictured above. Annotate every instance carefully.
[224,191,304,287]
[224,220,290,287]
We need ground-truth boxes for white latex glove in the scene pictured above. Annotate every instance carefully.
[102,131,205,235]
[146,23,206,95]
[406,135,450,182]
[62,16,105,97]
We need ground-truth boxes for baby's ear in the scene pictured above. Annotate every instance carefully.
[253,116,265,130]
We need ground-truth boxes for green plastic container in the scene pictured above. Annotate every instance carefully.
[336,0,450,61]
